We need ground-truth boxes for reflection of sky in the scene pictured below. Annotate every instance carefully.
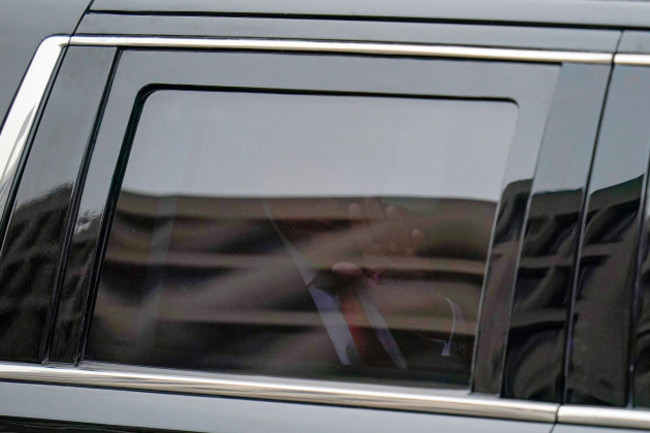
[122,91,518,202]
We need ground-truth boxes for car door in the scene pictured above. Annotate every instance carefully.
[0,11,618,433]
[550,30,650,432]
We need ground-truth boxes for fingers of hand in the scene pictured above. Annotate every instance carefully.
[352,201,424,252]
[349,202,374,258]
[411,228,425,254]
[385,205,412,253]
[332,261,363,277]
[363,197,389,246]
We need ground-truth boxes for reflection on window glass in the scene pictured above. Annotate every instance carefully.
[87,90,518,387]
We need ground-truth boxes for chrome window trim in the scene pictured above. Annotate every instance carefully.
[615,54,650,65]
[558,406,650,431]
[7,363,650,430]
[69,35,613,64]
[0,36,69,219]
[0,362,558,423]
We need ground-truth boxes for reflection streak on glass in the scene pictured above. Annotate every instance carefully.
[87,90,518,387]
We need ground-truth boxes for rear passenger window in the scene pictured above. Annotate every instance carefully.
[56,49,559,389]
[87,88,517,385]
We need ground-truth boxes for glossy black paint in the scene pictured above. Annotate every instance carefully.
[89,0,650,30]
[472,179,532,395]
[76,13,620,52]
[636,181,650,407]
[0,47,115,362]
[0,417,177,433]
[618,31,650,54]
[471,61,575,396]
[566,66,650,407]
[631,58,650,409]
[501,64,612,403]
[47,48,118,364]
[0,0,90,133]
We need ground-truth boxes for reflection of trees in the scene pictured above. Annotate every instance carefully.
[0,186,71,361]
[473,179,532,394]
[568,177,642,406]
[503,187,583,401]
[636,209,650,406]
[632,179,650,407]
[89,191,496,384]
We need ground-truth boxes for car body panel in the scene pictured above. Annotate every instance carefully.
[4,2,650,432]
[0,0,90,131]
[0,380,555,433]
[89,0,650,30]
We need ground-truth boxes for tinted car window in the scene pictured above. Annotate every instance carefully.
[86,88,518,387]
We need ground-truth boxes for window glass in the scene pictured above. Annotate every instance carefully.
[87,89,518,387]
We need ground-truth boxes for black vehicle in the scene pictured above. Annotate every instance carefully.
[2,0,650,431]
